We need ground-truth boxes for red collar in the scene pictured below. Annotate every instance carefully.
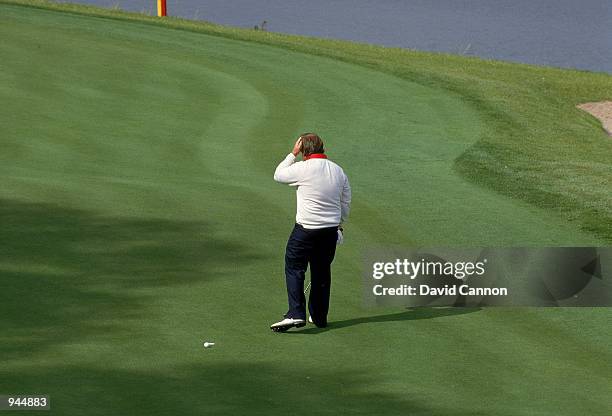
[303,153,327,161]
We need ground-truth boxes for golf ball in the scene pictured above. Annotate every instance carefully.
[203,341,215,348]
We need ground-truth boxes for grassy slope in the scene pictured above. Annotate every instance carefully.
[0,2,611,416]
[3,0,612,241]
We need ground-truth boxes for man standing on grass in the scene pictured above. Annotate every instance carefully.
[270,133,351,332]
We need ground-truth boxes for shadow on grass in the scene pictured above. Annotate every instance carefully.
[0,198,261,358]
[0,362,488,416]
[290,307,482,334]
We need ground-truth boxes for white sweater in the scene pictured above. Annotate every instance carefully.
[274,153,351,229]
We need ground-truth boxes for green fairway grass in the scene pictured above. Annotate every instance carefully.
[1,1,611,415]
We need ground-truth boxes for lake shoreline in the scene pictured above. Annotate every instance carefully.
[73,0,612,74]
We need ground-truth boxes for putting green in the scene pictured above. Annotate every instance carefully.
[1,4,610,415]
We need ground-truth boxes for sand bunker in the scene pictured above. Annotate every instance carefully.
[577,101,612,136]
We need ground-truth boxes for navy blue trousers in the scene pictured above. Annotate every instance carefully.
[284,223,338,327]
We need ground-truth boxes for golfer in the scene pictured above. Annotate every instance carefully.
[270,133,351,332]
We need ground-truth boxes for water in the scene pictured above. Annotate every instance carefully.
[73,0,611,73]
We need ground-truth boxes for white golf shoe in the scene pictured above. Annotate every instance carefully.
[270,317,306,332]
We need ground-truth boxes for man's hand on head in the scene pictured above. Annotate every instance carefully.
[292,137,302,157]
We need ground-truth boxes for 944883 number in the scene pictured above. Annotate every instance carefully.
[1,395,50,410]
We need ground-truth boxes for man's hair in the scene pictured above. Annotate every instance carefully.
[299,133,324,156]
